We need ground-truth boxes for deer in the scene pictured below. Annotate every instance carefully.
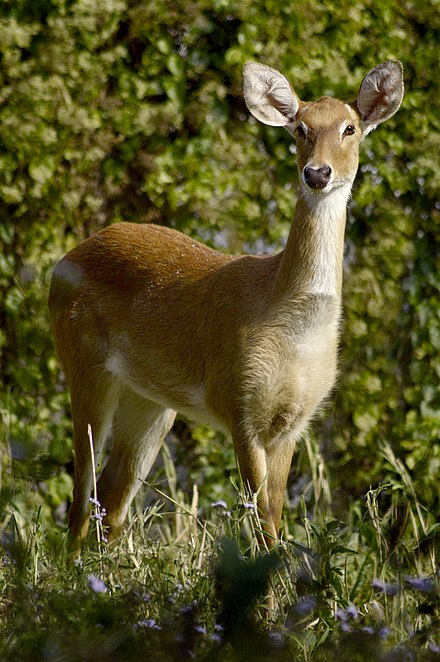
[49,60,404,559]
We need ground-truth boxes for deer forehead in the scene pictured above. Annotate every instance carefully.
[298,97,359,133]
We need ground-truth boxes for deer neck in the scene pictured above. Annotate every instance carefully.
[273,185,350,301]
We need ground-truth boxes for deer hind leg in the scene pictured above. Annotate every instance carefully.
[96,388,176,540]
[67,374,121,559]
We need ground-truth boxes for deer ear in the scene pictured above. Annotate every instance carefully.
[243,62,300,127]
[356,60,404,135]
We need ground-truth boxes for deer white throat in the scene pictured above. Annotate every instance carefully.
[283,183,351,298]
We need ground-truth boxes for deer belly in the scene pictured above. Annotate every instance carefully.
[105,350,229,432]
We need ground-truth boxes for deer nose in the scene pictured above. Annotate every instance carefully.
[303,165,332,190]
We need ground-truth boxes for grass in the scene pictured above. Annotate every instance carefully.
[0,436,439,661]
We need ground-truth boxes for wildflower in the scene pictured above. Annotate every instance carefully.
[335,606,358,633]
[2,552,13,566]
[141,619,161,630]
[293,596,316,616]
[87,575,107,594]
[403,575,435,593]
[91,511,104,522]
[336,608,347,622]
[211,500,228,509]
[345,603,359,620]
[194,625,207,635]
[135,619,161,630]
[211,500,231,518]
[379,626,391,640]
[372,579,399,596]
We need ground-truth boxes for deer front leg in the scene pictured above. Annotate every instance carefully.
[265,440,296,539]
[233,437,275,544]
[233,434,295,547]
[233,433,295,616]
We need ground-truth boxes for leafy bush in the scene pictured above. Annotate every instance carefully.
[0,4,438,655]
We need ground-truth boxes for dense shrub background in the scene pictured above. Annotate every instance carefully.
[0,0,438,524]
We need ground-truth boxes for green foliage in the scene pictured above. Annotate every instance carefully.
[0,3,438,654]
[0,465,438,661]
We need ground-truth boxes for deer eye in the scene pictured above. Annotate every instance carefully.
[296,125,307,139]
[343,124,356,136]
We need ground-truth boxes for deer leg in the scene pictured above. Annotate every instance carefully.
[265,440,296,538]
[97,389,176,540]
[234,435,296,546]
[67,374,120,559]
[232,433,295,616]
[232,435,276,544]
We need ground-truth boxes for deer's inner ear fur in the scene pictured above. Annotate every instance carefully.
[243,62,299,127]
[356,60,404,133]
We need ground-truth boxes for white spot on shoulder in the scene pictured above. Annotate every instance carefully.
[53,259,84,287]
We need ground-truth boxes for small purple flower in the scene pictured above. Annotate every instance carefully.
[293,596,316,616]
[336,608,347,622]
[143,619,161,630]
[345,604,359,620]
[243,502,256,511]
[212,500,228,509]
[194,625,207,635]
[137,618,162,630]
[87,575,107,594]
[404,575,435,593]
[211,500,231,518]
[372,579,399,596]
